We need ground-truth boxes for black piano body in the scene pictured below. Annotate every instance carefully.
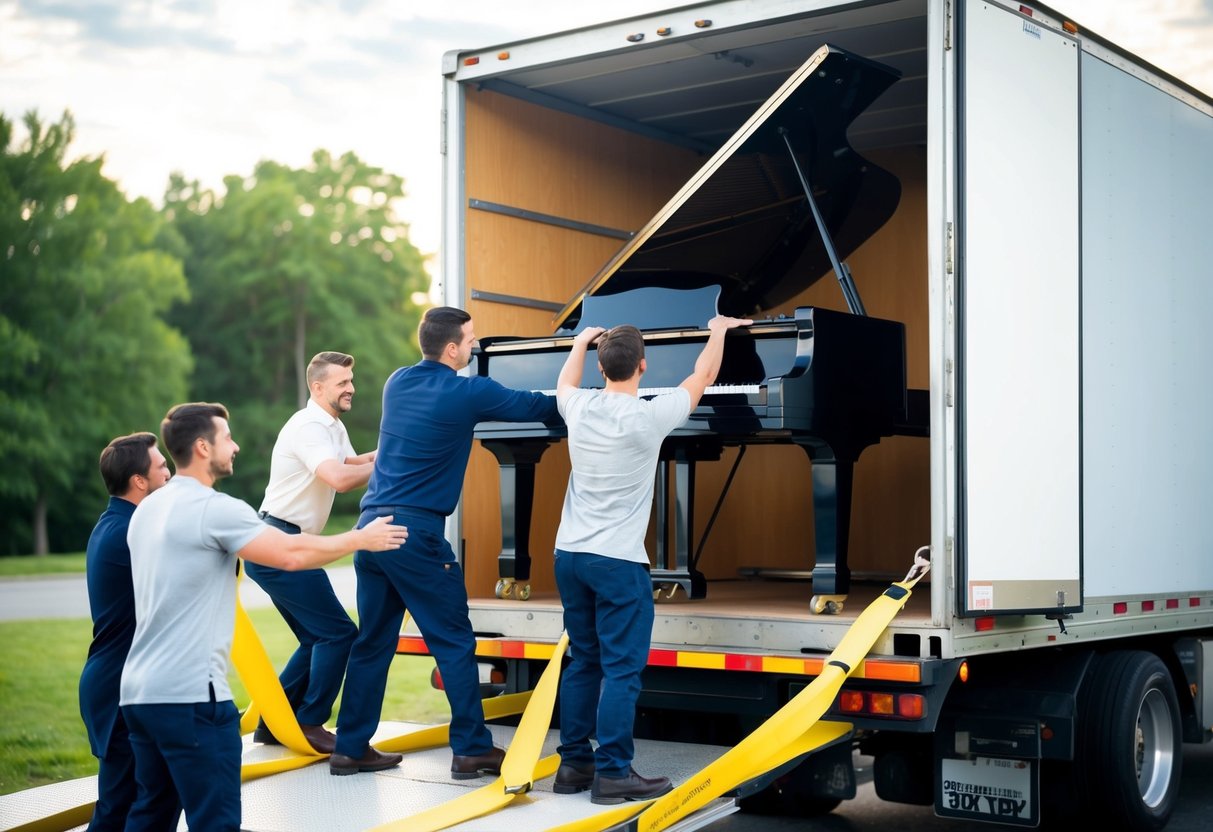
[472,44,926,611]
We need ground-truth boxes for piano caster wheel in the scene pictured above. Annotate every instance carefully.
[494,578,531,601]
[653,582,680,601]
[810,594,846,615]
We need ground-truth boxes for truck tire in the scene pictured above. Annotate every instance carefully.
[1073,650,1183,831]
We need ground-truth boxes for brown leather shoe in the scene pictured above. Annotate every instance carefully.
[300,724,337,754]
[329,746,403,776]
[450,745,505,780]
[591,768,673,805]
[553,760,595,794]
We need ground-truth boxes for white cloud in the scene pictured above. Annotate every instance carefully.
[2,0,1210,262]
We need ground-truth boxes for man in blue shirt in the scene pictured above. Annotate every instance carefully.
[79,432,172,831]
[331,306,558,777]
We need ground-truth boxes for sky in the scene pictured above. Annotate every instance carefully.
[2,0,1211,268]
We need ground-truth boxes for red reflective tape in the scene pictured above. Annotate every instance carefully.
[500,641,526,658]
[725,654,764,671]
[649,649,678,666]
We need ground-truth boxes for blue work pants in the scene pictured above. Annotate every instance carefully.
[334,508,492,759]
[554,549,655,778]
[244,516,357,726]
[121,694,240,831]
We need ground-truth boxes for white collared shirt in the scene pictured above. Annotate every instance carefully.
[258,399,356,534]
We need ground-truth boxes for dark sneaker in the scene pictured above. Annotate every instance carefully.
[591,768,673,805]
[553,760,595,794]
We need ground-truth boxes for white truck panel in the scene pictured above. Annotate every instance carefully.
[1080,51,1213,597]
[960,1,1081,612]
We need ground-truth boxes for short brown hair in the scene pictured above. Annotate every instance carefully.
[161,402,230,467]
[418,306,471,360]
[98,432,158,496]
[597,325,645,381]
[306,351,354,386]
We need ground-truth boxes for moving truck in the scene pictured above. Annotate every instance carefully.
[397,0,1213,828]
[7,3,1211,831]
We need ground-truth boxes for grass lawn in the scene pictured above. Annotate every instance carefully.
[0,606,450,796]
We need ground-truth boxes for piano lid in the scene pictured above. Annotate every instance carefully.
[553,44,902,331]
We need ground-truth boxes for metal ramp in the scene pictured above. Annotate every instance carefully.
[2,723,735,832]
[240,723,735,832]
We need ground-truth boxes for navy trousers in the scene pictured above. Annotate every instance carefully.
[122,694,241,831]
[554,549,655,778]
[86,714,135,831]
[244,515,357,725]
[335,507,492,759]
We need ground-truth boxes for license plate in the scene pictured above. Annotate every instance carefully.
[936,756,1038,826]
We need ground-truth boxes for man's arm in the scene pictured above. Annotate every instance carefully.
[238,515,406,571]
[679,315,753,409]
[314,457,375,493]
[557,326,606,396]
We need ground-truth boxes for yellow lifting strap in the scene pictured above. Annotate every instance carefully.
[369,631,572,832]
[233,570,535,770]
[545,552,932,832]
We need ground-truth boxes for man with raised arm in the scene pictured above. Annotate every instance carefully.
[549,314,751,804]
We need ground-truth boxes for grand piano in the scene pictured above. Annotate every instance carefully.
[473,44,926,613]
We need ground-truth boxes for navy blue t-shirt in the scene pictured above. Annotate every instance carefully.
[79,496,137,756]
[362,360,557,516]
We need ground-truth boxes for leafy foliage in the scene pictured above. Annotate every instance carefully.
[0,112,192,553]
[163,151,427,505]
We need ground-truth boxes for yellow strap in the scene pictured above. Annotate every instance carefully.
[373,632,571,831]
[231,565,324,757]
[5,804,95,832]
[369,754,561,832]
[239,700,260,736]
[542,721,853,832]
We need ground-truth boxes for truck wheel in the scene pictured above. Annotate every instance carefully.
[1074,650,1183,831]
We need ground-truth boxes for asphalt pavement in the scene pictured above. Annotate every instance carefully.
[0,565,358,621]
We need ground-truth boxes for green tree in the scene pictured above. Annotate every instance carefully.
[0,111,193,554]
[164,150,427,507]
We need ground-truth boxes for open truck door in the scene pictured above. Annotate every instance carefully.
[956,1,1082,618]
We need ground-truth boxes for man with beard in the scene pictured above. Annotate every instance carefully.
[119,402,407,831]
[79,432,172,831]
[245,352,377,753]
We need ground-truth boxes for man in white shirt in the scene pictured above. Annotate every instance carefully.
[245,352,377,753]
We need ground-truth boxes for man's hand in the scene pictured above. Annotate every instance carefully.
[708,314,753,333]
[574,326,606,347]
[359,515,408,552]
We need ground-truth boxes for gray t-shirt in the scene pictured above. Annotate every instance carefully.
[554,387,691,563]
[120,475,266,705]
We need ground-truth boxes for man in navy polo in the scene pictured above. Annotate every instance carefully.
[331,306,558,777]
[79,432,172,831]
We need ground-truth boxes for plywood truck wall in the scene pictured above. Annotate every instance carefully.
[460,90,930,596]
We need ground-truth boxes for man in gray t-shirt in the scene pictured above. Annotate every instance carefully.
[550,314,750,805]
[118,402,406,832]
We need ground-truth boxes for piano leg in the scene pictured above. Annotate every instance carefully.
[479,438,556,601]
[797,442,854,614]
[651,443,718,600]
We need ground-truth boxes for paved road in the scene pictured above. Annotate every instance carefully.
[0,566,358,621]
